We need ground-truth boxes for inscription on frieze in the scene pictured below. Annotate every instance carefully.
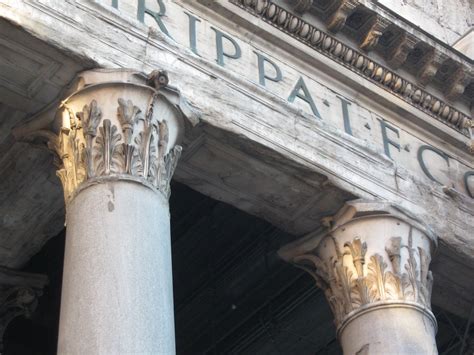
[99,0,473,197]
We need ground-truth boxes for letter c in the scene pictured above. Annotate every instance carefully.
[417,145,450,185]
[464,171,474,198]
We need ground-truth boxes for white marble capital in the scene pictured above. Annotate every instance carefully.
[279,200,438,354]
[46,68,183,203]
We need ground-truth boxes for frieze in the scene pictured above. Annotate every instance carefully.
[13,0,474,198]
[230,0,472,137]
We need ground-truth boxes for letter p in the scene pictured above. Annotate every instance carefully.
[211,27,241,67]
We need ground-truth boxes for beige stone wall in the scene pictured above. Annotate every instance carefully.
[377,0,473,45]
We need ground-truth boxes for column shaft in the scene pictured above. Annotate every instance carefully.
[28,69,186,354]
[58,181,175,354]
[339,303,436,354]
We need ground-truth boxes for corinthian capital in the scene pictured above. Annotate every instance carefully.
[19,69,192,203]
[279,200,438,354]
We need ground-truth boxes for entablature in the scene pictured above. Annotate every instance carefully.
[232,0,473,146]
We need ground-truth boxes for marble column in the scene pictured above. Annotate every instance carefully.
[36,69,184,354]
[279,200,438,355]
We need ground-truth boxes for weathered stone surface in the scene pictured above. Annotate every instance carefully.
[279,201,438,354]
[454,29,474,60]
[50,69,186,354]
[58,181,176,354]
[0,0,472,320]
[378,0,473,46]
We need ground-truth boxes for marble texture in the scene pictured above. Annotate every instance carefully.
[58,181,176,354]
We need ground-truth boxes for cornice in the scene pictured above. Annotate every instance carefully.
[361,1,473,64]
[231,0,473,143]
[287,0,473,101]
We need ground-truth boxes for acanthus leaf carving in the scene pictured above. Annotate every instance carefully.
[117,98,141,142]
[425,271,433,307]
[367,254,388,301]
[134,119,156,179]
[344,237,367,277]
[354,277,371,305]
[76,100,101,178]
[293,254,331,296]
[46,95,181,203]
[418,245,431,305]
[156,120,170,187]
[78,100,102,137]
[385,236,402,274]
[94,119,122,176]
[292,231,433,327]
[385,272,403,300]
[161,145,182,198]
[401,227,420,303]
[57,124,85,200]
[293,253,346,325]
[117,98,141,174]
[334,259,354,314]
